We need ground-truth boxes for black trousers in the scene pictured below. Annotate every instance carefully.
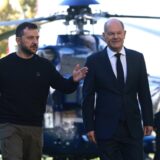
[97,121,143,160]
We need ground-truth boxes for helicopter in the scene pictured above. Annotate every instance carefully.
[1,0,160,159]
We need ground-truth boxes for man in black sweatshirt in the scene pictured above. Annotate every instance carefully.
[0,22,88,160]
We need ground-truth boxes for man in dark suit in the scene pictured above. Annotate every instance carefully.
[82,18,153,160]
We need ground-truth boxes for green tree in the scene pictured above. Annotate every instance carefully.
[0,0,37,57]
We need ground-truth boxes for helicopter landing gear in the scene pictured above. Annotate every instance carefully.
[42,155,98,160]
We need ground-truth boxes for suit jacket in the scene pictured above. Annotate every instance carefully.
[82,47,153,140]
[154,111,160,134]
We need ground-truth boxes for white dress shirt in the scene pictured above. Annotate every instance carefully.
[107,47,127,82]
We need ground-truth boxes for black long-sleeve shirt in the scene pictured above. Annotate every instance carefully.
[0,53,78,126]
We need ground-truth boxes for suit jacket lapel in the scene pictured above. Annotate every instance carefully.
[101,48,119,93]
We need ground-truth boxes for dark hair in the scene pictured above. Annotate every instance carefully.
[15,22,38,37]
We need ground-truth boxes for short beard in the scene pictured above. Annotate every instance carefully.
[21,46,35,56]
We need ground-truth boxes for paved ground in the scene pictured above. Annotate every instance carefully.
[0,155,100,160]
[0,154,154,160]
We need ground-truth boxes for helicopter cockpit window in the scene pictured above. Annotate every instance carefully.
[37,47,61,70]
[57,35,106,54]
[37,49,55,61]
[57,35,95,47]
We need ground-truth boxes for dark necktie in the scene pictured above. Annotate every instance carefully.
[115,53,124,89]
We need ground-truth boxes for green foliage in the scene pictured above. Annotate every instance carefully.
[0,0,37,57]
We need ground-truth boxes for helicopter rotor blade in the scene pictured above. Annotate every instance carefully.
[0,30,15,41]
[95,12,160,19]
[0,14,66,26]
[0,0,160,41]
[0,14,67,41]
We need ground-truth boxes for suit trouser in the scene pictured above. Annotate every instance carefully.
[97,121,144,160]
[0,123,43,160]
